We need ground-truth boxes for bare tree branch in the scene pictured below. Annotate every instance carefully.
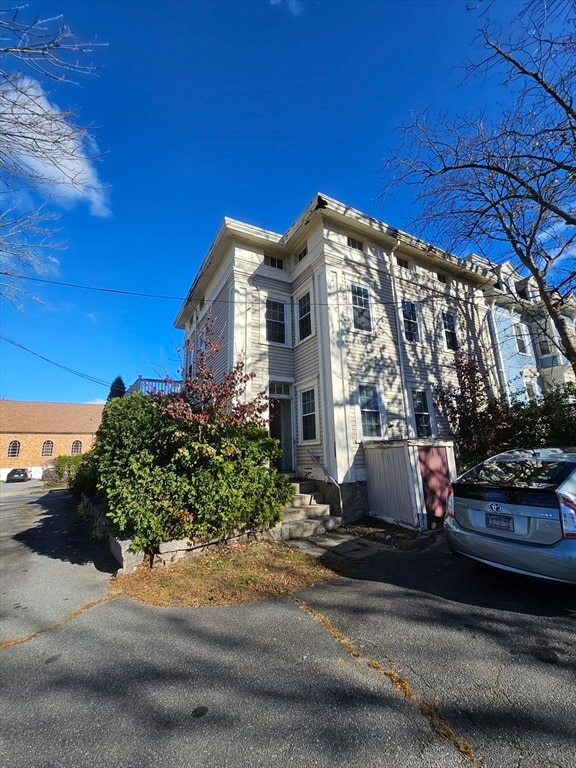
[382,0,576,373]
[0,6,108,301]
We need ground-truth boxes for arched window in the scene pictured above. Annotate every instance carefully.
[7,440,20,458]
[71,440,83,456]
[41,440,54,457]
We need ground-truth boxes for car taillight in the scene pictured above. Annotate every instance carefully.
[557,491,576,539]
[446,487,454,518]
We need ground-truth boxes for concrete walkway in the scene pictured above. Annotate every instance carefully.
[287,527,441,560]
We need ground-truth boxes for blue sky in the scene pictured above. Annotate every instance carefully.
[1,0,523,403]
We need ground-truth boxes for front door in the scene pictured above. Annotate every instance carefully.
[269,398,293,472]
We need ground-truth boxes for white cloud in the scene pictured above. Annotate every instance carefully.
[0,76,110,217]
[87,313,97,322]
[86,398,106,404]
[270,0,305,16]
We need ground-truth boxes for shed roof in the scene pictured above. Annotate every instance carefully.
[0,401,104,434]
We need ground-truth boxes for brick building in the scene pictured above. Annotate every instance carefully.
[0,401,104,481]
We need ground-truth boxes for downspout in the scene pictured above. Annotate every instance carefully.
[389,241,426,531]
[486,300,509,403]
[389,241,411,438]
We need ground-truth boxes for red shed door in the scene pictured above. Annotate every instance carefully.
[418,446,450,529]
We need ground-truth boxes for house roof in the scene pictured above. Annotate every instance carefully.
[0,401,105,434]
[173,192,496,329]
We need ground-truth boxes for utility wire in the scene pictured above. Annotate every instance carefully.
[0,333,113,388]
[2,270,489,311]
[0,272,186,300]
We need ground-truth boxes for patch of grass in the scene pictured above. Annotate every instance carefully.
[112,540,338,607]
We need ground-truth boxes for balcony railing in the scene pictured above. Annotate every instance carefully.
[125,377,183,396]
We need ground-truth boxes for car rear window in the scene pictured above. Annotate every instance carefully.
[460,460,576,489]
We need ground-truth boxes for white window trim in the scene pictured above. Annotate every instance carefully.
[294,280,315,345]
[401,298,422,344]
[350,282,374,334]
[262,293,292,347]
[297,381,320,445]
[408,387,436,439]
[355,382,386,441]
[441,309,459,352]
[513,321,531,356]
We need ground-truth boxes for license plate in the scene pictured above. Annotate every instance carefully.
[485,513,514,532]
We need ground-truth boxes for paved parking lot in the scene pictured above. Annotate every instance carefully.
[1,484,575,768]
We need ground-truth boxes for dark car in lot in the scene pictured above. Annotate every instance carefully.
[6,468,31,483]
[445,448,576,585]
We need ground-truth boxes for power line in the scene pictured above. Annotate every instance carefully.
[0,272,186,300]
[1,270,489,312]
[0,333,113,388]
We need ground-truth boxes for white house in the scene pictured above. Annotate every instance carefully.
[174,194,497,527]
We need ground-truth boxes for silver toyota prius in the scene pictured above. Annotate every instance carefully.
[444,448,576,585]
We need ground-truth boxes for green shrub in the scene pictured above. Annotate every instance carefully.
[436,354,576,471]
[45,454,84,487]
[80,340,293,560]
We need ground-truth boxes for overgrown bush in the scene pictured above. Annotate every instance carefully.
[74,336,293,560]
[45,454,84,487]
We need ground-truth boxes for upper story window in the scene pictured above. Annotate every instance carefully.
[264,254,284,270]
[514,322,529,355]
[71,440,83,456]
[396,257,410,270]
[402,299,420,343]
[300,388,317,442]
[436,272,447,284]
[7,440,20,458]
[298,292,312,341]
[539,337,552,356]
[412,390,433,438]
[442,311,458,351]
[351,284,372,332]
[185,346,194,379]
[359,384,382,438]
[347,236,364,252]
[265,299,286,344]
[296,245,308,263]
[41,440,54,457]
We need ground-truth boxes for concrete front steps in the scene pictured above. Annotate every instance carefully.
[269,479,342,541]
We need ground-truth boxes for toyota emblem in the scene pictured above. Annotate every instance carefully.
[489,502,502,512]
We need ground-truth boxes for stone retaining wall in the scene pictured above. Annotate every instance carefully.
[81,493,264,574]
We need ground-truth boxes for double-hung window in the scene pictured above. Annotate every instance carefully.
[351,285,372,332]
[412,390,433,438]
[298,292,312,341]
[301,389,317,442]
[402,300,420,343]
[442,311,458,351]
[514,322,529,354]
[539,336,552,356]
[266,299,286,344]
[359,384,382,438]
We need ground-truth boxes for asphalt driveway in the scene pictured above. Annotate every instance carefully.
[1,485,574,768]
